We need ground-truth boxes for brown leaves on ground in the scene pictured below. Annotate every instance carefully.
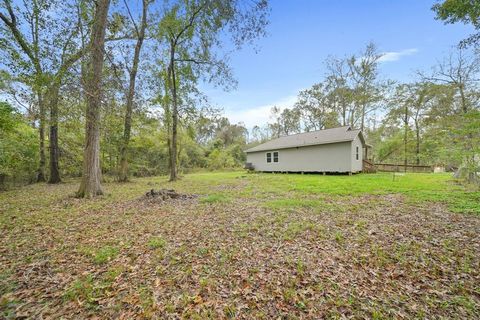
[0,178,479,319]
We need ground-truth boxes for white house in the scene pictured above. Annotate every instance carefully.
[244,126,369,174]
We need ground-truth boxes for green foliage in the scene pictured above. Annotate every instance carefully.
[451,110,480,179]
[0,102,38,188]
[206,148,236,170]
[433,0,480,47]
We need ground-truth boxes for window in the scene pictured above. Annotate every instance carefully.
[266,152,279,163]
[356,146,359,160]
[266,152,272,163]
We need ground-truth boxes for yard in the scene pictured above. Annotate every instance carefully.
[1,172,479,319]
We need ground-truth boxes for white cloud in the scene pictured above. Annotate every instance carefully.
[224,94,298,129]
[378,48,419,62]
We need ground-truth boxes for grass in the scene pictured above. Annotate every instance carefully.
[147,236,167,249]
[92,246,119,265]
[0,171,479,318]
[200,193,231,204]
[264,198,322,210]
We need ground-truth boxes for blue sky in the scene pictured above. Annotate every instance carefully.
[203,0,474,129]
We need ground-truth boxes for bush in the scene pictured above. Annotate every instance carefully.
[207,149,236,170]
[0,102,38,189]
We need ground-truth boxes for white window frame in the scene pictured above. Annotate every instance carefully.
[356,146,359,160]
[266,151,279,164]
[273,151,279,163]
[266,152,272,163]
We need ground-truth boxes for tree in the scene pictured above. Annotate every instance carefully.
[77,0,111,198]
[325,56,353,126]
[0,0,45,181]
[294,83,340,131]
[388,83,438,166]
[414,49,480,183]
[0,0,90,183]
[267,106,283,138]
[433,0,480,47]
[279,107,302,135]
[250,125,269,143]
[156,0,268,181]
[347,42,385,131]
[118,0,150,182]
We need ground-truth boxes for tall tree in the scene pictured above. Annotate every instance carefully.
[77,0,111,197]
[156,0,268,181]
[0,0,47,181]
[422,49,480,183]
[390,83,436,166]
[0,0,89,183]
[347,42,384,131]
[118,0,150,182]
[294,83,340,131]
[433,0,480,47]
[325,56,352,126]
[267,106,282,138]
[279,107,302,135]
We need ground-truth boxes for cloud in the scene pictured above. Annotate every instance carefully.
[224,94,298,129]
[378,48,419,62]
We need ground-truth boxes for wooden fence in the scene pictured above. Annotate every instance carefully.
[362,160,377,173]
[375,163,433,173]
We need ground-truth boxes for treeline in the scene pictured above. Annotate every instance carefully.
[250,44,480,182]
[0,0,267,194]
[0,97,250,188]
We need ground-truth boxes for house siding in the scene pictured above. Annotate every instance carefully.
[246,141,353,173]
[351,135,363,172]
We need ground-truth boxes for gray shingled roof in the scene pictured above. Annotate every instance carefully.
[245,126,363,153]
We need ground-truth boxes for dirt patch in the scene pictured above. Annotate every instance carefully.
[143,189,198,202]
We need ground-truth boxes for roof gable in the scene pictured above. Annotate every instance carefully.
[245,126,364,153]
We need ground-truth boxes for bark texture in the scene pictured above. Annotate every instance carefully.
[168,42,178,182]
[36,94,47,182]
[48,84,61,183]
[118,0,148,182]
[77,0,110,198]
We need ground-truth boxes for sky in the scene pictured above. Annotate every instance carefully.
[202,0,475,129]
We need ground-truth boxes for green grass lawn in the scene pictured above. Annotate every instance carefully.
[185,171,480,214]
[1,172,479,318]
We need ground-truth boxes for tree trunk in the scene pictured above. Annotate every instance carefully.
[404,104,408,173]
[36,93,47,182]
[77,0,110,198]
[459,84,477,184]
[415,120,420,166]
[168,44,178,182]
[48,84,61,183]
[459,84,468,114]
[360,103,365,131]
[119,0,148,182]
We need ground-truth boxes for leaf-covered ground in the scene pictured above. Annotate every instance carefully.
[1,172,479,319]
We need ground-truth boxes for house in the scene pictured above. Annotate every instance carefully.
[244,126,371,174]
